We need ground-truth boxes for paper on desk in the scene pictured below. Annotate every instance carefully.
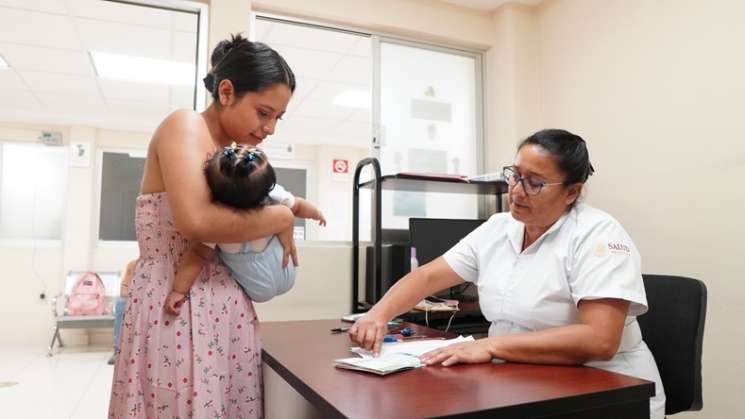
[350,335,475,359]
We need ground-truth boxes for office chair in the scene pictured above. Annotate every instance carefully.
[637,274,707,415]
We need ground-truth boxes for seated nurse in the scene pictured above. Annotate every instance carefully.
[350,128,665,419]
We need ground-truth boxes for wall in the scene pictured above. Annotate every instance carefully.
[251,0,494,49]
[486,4,542,171]
[530,0,745,417]
[0,122,68,346]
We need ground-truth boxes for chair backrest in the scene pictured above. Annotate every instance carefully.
[638,274,707,415]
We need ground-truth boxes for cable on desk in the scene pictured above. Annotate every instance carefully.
[444,310,456,334]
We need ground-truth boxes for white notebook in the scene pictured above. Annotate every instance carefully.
[334,336,475,375]
[334,353,422,375]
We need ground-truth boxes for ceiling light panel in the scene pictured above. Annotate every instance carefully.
[91,51,195,86]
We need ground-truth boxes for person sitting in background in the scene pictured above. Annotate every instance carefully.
[108,258,137,365]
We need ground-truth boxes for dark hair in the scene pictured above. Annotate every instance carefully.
[204,144,276,210]
[518,129,595,185]
[203,33,296,102]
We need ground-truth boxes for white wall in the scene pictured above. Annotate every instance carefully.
[485,4,542,170]
[254,244,352,321]
[509,1,743,417]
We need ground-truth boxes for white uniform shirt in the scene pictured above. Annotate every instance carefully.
[443,203,665,419]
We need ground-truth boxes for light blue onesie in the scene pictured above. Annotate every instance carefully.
[209,184,296,302]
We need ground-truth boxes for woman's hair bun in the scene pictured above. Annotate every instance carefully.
[203,73,215,94]
[211,33,250,67]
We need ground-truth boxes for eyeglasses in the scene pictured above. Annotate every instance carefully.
[502,166,564,196]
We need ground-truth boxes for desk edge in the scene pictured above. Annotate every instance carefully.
[262,348,347,419]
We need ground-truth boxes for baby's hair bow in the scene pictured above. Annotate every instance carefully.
[223,141,240,158]
[243,149,262,162]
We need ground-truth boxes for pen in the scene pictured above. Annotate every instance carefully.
[330,327,350,334]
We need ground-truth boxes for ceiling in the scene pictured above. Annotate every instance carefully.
[440,0,543,11]
[0,1,373,149]
[0,1,546,148]
[0,0,198,133]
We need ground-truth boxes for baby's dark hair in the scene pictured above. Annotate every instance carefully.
[204,144,276,210]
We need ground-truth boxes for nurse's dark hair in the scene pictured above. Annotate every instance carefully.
[203,33,296,102]
[518,129,595,185]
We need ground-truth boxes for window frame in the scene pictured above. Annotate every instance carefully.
[107,0,210,111]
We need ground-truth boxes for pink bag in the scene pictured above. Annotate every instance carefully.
[67,272,106,316]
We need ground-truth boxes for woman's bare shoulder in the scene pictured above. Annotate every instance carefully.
[153,109,209,143]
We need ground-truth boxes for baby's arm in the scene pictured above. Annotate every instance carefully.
[165,242,214,315]
[291,198,326,226]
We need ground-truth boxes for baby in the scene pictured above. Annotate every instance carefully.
[165,144,325,315]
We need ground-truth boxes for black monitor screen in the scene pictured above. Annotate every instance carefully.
[409,218,486,266]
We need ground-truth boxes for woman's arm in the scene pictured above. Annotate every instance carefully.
[349,257,465,355]
[155,110,294,242]
[420,298,630,366]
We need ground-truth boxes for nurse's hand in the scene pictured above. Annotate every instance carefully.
[420,339,494,367]
[349,312,388,357]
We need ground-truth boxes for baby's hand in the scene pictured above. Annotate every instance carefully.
[315,211,327,226]
[164,291,186,315]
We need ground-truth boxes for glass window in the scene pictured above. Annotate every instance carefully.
[0,143,67,240]
[253,16,373,242]
[252,16,485,241]
[377,40,483,230]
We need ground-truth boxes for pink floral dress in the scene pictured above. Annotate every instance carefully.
[109,192,263,419]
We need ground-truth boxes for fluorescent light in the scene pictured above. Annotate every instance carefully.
[90,51,194,86]
[0,55,8,68]
[333,90,370,109]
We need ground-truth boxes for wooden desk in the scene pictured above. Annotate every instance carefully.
[262,319,654,419]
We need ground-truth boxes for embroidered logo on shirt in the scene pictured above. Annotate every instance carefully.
[607,242,631,255]
[593,242,631,257]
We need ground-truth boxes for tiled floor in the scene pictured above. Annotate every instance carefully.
[0,345,114,419]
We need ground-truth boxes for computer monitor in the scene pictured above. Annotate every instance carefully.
[408,218,486,266]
